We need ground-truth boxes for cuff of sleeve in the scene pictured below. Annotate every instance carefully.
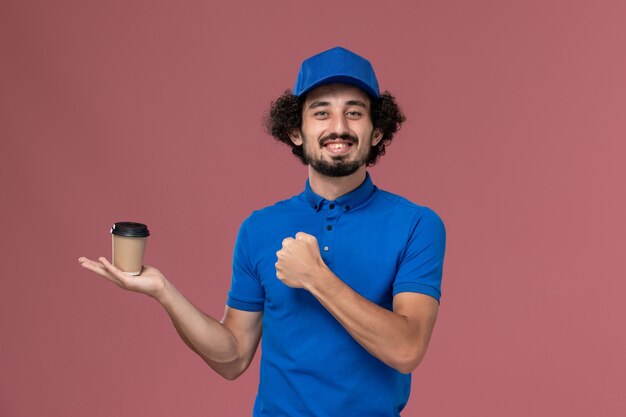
[393,282,441,303]
[226,297,264,312]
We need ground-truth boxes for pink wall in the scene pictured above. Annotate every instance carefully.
[1,1,625,416]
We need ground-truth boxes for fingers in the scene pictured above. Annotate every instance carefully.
[78,256,128,287]
[295,232,316,242]
[276,231,319,266]
[278,237,294,258]
[98,256,117,271]
[78,256,107,276]
[281,232,316,247]
[274,260,283,279]
[278,233,317,259]
[78,257,103,269]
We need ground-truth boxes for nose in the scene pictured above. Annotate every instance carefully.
[330,113,350,136]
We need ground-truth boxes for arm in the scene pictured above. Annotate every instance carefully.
[275,233,438,374]
[305,270,437,374]
[78,257,262,380]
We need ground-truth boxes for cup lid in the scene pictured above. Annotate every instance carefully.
[111,222,150,237]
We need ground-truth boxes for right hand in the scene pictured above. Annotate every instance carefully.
[78,256,168,301]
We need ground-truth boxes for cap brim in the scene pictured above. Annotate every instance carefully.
[296,74,379,98]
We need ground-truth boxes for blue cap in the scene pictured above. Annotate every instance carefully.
[293,47,380,98]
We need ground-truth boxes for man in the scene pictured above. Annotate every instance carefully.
[79,46,446,417]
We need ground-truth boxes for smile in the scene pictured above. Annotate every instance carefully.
[322,140,354,155]
[325,143,352,150]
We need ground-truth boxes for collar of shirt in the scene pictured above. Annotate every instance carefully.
[301,172,377,212]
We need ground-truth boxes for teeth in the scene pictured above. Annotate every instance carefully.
[329,143,347,149]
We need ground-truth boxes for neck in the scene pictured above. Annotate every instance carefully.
[307,165,367,201]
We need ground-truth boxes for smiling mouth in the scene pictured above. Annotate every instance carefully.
[324,142,353,150]
[322,140,355,157]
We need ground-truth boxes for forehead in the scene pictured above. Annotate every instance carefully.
[304,83,371,107]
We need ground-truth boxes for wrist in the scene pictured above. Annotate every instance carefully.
[154,278,176,306]
[304,263,336,294]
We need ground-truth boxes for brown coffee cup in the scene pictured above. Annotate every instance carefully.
[111,222,150,275]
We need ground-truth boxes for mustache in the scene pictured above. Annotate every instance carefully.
[319,133,359,146]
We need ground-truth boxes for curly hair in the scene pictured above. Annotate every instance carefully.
[263,90,406,166]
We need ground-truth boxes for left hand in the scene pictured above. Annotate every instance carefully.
[275,232,327,289]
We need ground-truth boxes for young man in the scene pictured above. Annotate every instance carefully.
[79,46,446,417]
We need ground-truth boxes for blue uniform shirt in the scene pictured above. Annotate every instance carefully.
[227,173,446,417]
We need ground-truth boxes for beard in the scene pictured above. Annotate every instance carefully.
[304,154,364,177]
[301,132,371,178]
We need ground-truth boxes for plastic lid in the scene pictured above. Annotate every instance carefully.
[111,222,150,237]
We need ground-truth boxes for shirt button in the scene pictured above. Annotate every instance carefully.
[323,246,329,252]
[345,205,351,211]
[329,204,335,209]
[327,225,333,231]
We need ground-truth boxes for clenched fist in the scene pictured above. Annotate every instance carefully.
[275,232,329,289]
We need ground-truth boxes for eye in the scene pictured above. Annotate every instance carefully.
[313,111,329,118]
[346,111,362,118]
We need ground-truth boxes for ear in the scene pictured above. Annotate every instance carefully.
[289,129,303,146]
[371,128,383,146]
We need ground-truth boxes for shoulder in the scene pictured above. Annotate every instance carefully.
[240,193,307,230]
[373,188,445,229]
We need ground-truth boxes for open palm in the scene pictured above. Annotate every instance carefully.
[78,256,167,300]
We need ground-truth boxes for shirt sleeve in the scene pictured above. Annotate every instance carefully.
[392,208,446,303]
[226,217,265,311]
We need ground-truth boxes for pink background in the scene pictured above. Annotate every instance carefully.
[1,1,625,416]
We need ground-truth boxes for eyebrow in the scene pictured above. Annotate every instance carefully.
[307,100,369,109]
